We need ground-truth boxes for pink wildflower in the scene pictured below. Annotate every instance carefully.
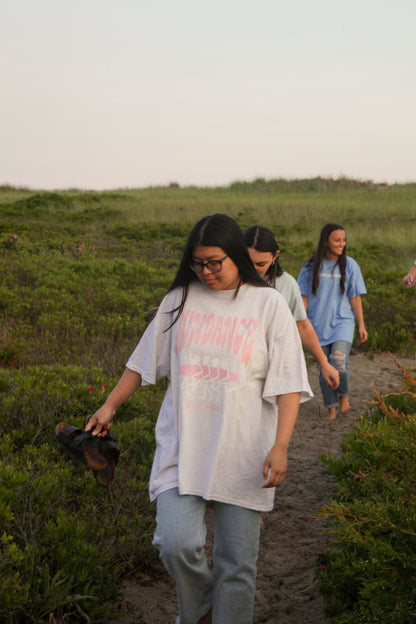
[13,234,18,239]
[101,384,106,391]
[87,386,93,393]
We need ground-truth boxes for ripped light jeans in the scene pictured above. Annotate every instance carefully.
[319,340,351,408]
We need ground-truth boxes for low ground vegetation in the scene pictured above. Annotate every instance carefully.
[316,358,416,623]
[1,179,415,621]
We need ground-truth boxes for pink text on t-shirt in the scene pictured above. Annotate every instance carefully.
[175,310,259,367]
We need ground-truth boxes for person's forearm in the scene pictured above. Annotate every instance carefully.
[262,392,300,488]
[105,368,142,410]
[350,295,365,326]
[86,368,142,435]
[297,319,339,388]
[407,265,416,280]
[274,392,301,448]
[403,265,416,287]
[350,295,368,342]
[297,319,327,367]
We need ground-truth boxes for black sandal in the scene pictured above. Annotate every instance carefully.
[94,433,120,487]
[55,422,120,487]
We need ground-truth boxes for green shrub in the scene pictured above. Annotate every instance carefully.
[0,444,120,622]
[316,360,416,623]
[0,364,162,622]
[1,181,416,621]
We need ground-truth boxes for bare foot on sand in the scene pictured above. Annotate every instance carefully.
[327,407,337,420]
[339,396,350,415]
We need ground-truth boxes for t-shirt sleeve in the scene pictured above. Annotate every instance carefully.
[346,259,367,298]
[126,292,177,384]
[297,264,312,296]
[262,295,313,405]
[288,280,307,322]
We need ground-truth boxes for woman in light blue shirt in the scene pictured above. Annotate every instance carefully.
[297,223,368,420]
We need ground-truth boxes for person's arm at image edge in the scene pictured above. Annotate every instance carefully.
[402,263,416,288]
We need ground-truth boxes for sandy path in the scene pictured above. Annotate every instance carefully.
[113,351,414,623]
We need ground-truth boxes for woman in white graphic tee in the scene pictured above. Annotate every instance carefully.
[86,213,312,624]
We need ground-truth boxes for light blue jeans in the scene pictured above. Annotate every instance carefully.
[319,340,351,408]
[153,487,262,624]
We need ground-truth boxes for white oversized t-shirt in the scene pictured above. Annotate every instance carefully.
[127,281,313,512]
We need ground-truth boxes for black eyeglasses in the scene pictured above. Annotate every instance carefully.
[190,255,228,274]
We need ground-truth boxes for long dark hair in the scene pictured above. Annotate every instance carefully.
[243,225,283,287]
[166,214,269,327]
[307,223,346,295]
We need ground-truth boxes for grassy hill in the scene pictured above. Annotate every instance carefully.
[1,178,415,622]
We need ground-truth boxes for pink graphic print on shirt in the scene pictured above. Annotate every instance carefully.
[179,365,240,382]
[175,309,259,382]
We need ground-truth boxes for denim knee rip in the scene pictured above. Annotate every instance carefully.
[329,351,346,371]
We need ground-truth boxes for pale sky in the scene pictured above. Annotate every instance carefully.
[1,0,415,190]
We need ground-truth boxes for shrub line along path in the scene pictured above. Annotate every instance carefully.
[113,351,415,624]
